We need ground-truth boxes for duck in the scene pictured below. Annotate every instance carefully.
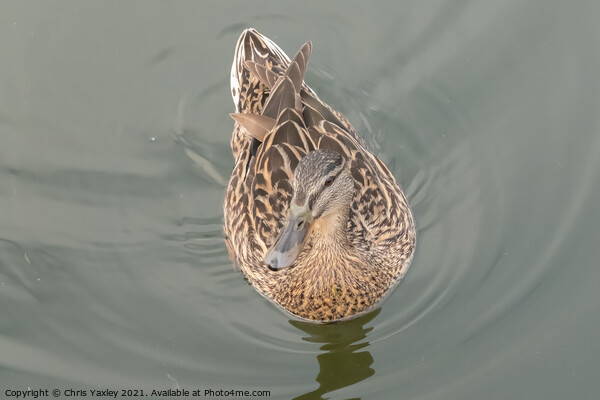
[223,28,416,322]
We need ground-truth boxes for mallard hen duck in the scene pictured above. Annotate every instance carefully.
[224,28,415,322]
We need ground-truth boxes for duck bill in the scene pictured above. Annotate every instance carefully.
[265,204,313,270]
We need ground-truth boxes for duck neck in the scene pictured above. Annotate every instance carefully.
[295,204,362,298]
[310,206,352,254]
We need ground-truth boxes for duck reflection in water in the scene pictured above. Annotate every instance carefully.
[290,309,380,400]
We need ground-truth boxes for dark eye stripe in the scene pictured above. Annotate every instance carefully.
[324,163,344,187]
[308,196,316,210]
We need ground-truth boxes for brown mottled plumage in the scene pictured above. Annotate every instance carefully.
[224,29,416,322]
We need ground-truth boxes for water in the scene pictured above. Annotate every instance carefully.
[1,1,599,399]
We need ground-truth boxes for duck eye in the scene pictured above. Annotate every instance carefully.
[296,220,304,230]
[324,177,334,187]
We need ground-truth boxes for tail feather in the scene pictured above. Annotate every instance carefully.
[230,28,291,113]
[262,76,297,119]
[229,29,363,160]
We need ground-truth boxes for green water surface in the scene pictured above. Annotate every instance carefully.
[1,1,599,399]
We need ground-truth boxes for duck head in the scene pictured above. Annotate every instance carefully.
[265,149,355,270]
